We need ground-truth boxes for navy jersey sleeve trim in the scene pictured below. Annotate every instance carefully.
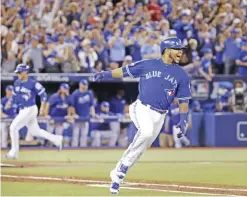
[177,97,191,100]
[125,65,134,77]
[38,88,45,96]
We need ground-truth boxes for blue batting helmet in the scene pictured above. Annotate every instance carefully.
[160,37,186,54]
[14,63,29,73]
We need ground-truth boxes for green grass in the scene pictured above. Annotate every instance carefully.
[1,182,199,196]
[1,148,247,196]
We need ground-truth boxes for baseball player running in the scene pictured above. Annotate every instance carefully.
[94,37,191,194]
[5,64,63,159]
[69,79,95,147]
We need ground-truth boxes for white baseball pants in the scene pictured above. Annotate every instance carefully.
[8,105,62,156]
[115,99,166,169]
[173,125,190,148]
[72,122,89,147]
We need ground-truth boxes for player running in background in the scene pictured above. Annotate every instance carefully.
[5,64,63,159]
[0,85,18,148]
[69,79,95,147]
[44,83,72,137]
[94,37,191,194]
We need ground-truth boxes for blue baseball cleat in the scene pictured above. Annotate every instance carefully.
[110,164,128,194]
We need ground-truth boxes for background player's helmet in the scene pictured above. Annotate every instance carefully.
[60,83,70,90]
[14,64,29,73]
[80,79,89,85]
[101,101,110,108]
[5,85,14,91]
[160,37,186,54]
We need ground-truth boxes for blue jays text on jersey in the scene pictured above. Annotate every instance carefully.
[1,96,18,117]
[124,59,191,110]
[70,90,94,117]
[48,93,71,117]
[13,78,47,109]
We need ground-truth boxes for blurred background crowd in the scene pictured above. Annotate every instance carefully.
[1,0,247,77]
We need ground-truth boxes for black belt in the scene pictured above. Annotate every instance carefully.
[141,102,167,114]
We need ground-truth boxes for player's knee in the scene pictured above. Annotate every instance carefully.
[141,131,153,140]
[9,123,18,133]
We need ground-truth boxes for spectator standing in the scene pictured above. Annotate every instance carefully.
[78,39,98,73]
[223,28,242,74]
[108,29,126,65]
[214,33,226,74]
[236,41,247,76]
[199,48,213,81]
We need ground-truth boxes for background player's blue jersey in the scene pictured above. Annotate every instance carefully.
[70,90,94,117]
[13,78,47,109]
[109,97,126,115]
[1,96,18,117]
[91,111,115,131]
[125,59,191,110]
[48,93,70,117]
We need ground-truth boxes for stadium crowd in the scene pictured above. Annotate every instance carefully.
[1,0,247,76]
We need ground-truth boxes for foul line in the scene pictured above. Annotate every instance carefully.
[88,184,222,196]
[1,175,246,196]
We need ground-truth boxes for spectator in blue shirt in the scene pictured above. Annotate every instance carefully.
[236,41,247,76]
[198,48,213,81]
[223,28,242,74]
[173,11,193,41]
[107,29,126,65]
[214,33,225,74]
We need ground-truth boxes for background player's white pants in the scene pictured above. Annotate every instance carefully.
[8,105,62,156]
[1,121,10,148]
[72,122,89,147]
[91,124,119,147]
[47,123,64,136]
[173,126,190,148]
[115,100,166,169]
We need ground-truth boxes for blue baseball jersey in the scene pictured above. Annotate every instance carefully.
[13,78,47,109]
[1,96,18,117]
[109,97,126,114]
[48,93,70,117]
[125,59,191,110]
[70,90,94,117]
[237,50,247,76]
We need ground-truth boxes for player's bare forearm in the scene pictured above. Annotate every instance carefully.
[39,102,46,116]
[112,68,124,78]
[236,60,247,67]
[43,103,50,116]
[90,106,96,117]
[179,103,189,114]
